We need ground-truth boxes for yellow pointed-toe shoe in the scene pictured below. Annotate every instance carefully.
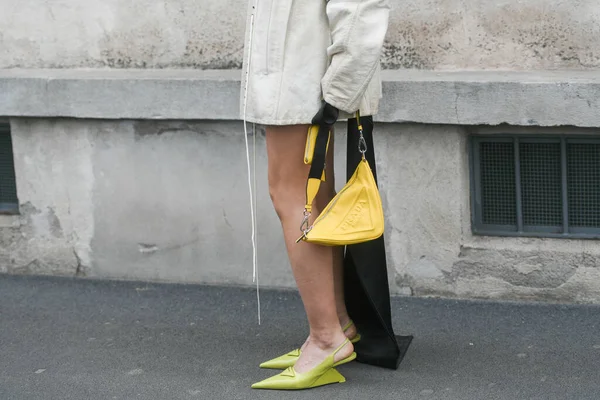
[259,320,361,370]
[252,339,356,390]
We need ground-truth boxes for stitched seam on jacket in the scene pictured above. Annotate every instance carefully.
[322,2,360,105]
[274,0,294,120]
[265,2,274,74]
[345,60,379,112]
[333,2,379,112]
[323,3,358,89]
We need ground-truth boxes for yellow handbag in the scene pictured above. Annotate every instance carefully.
[296,111,384,246]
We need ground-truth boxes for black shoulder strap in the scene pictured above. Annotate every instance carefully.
[303,103,339,214]
[307,124,330,181]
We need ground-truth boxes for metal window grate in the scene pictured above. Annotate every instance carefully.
[567,142,600,228]
[0,121,19,214]
[520,142,562,228]
[471,135,600,239]
[479,141,516,225]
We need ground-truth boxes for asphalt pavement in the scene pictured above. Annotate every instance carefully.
[1,274,599,400]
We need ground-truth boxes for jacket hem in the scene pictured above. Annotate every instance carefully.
[242,115,319,126]
[242,107,379,126]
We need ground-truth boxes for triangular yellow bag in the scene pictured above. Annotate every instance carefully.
[297,112,385,246]
[304,159,384,246]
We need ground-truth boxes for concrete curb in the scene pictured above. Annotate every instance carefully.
[1,69,600,127]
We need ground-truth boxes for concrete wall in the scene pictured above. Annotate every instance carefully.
[1,0,599,70]
[2,0,600,304]
[0,118,312,286]
[2,118,600,303]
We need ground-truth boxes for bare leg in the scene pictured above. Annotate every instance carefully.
[266,124,353,373]
[322,132,357,339]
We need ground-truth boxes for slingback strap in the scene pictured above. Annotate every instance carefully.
[332,338,352,357]
[342,319,355,332]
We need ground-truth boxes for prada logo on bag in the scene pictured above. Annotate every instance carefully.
[339,199,369,231]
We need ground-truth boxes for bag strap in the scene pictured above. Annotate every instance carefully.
[304,123,330,212]
[300,110,363,237]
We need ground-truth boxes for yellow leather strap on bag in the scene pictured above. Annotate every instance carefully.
[302,122,329,217]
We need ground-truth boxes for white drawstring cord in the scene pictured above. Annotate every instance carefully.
[253,121,260,325]
[242,6,261,325]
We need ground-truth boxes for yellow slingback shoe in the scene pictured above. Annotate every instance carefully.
[251,338,356,390]
[259,320,361,370]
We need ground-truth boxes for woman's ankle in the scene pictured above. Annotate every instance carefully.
[295,331,354,373]
[338,315,358,339]
[338,314,351,329]
[308,329,347,349]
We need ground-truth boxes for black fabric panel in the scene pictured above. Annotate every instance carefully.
[343,116,413,370]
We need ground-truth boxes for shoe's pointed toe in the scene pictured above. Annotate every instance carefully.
[252,367,299,390]
[251,367,346,390]
[250,375,278,389]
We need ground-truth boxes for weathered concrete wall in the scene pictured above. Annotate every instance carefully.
[3,69,600,128]
[384,0,600,70]
[0,0,245,69]
[0,119,94,276]
[0,119,276,285]
[3,119,600,303]
[1,0,598,70]
[377,124,600,304]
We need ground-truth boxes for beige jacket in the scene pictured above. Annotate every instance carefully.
[240,0,390,125]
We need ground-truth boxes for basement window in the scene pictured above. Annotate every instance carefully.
[470,134,600,239]
[0,121,18,215]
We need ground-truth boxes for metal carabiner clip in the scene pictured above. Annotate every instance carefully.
[300,209,311,233]
[358,134,368,157]
[296,209,312,243]
[356,110,367,158]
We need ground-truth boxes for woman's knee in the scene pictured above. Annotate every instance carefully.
[268,181,285,219]
[268,174,301,220]
[264,123,319,220]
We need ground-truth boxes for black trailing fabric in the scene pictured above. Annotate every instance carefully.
[344,116,414,370]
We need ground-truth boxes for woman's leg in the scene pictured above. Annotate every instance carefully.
[321,133,357,339]
[266,124,353,373]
